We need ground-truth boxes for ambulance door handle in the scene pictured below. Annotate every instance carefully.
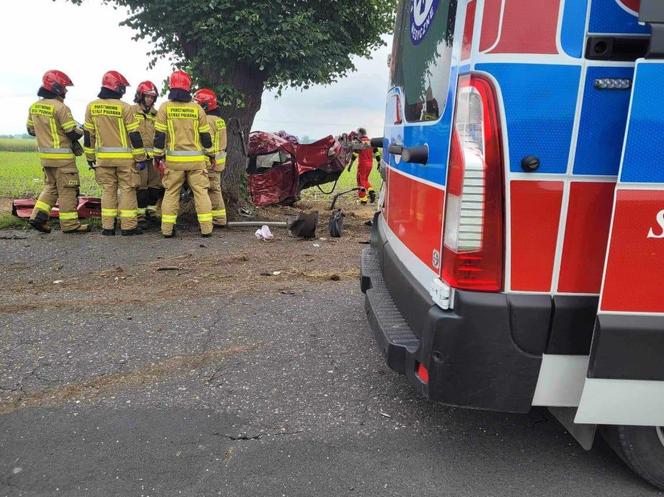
[371,137,385,148]
[402,145,429,165]
[388,144,404,155]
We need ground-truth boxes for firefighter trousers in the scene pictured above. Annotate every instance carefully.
[207,170,227,226]
[137,161,164,220]
[161,168,212,236]
[30,163,82,231]
[95,164,140,231]
[357,161,373,201]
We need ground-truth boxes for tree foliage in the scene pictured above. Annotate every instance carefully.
[65,0,396,100]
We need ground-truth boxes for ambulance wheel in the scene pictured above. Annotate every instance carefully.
[603,425,664,490]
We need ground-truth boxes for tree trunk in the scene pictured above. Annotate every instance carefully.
[203,63,266,219]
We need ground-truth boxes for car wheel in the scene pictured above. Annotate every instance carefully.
[603,425,664,490]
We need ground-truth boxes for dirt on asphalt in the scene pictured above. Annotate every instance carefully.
[0,196,374,315]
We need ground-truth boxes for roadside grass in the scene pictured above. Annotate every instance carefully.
[0,213,26,230]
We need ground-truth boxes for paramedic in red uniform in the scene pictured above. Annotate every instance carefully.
[354,127,380,204]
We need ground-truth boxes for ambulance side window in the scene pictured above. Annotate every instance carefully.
[391,0,458,123]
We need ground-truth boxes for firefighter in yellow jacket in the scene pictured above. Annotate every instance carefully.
[27,70,89,234]
[84,71,147,236]
[193,88,227,227]
[130,81,163,228]
[153,70,214,238]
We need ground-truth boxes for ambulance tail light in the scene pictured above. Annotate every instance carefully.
[442,75,504,292]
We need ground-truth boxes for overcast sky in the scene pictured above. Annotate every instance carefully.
[0,0,391,139]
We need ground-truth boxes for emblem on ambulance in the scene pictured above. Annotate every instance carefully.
[647,209,664,239]
[432,249,441,269]
[411,0,440,45]
[616,0,640,16]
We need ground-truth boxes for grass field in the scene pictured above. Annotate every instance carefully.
[0,152,100,197]
[0,145,381,200]
[0,137,37,152]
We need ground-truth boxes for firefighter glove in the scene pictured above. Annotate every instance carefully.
[87,160,96,170]
[136,161,148,171]
[71,140,84,157]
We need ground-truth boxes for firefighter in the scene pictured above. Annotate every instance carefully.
[26,70,89,234]
[130,80,163,228]
[153,70,214,238]
[193,88,227,227]
[84,71,147,236]
[354,128,381,204]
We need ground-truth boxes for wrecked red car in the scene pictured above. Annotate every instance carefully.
[247,131,351,207]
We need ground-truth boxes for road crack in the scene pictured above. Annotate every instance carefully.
[217,430,304,441]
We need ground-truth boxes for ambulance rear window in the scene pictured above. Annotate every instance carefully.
[390,0,458,123]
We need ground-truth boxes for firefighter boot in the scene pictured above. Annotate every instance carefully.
[358,188,368,204]
[63,224,91,234]
[121,227,144,236]
[369,189,376,204]
[28,210,52,234]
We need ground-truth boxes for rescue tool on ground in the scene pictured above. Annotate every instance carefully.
[361,0,664,490]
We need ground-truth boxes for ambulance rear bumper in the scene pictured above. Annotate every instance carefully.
[361,214,549,414]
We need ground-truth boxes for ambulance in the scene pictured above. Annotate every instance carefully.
[361,0,664,488]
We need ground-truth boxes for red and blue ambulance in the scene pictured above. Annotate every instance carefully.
[361,0,664,488]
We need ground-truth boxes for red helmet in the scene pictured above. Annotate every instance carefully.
[168,70,191,92]
[193,88,218,111]
[134,80,158,104]
[102,70,130,94]
[42,70,73,96]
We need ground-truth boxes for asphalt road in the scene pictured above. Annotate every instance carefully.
[0,228,661,497]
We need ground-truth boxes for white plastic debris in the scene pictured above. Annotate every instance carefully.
[255,225,274,240]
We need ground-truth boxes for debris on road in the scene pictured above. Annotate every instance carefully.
[255,225,274,241]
